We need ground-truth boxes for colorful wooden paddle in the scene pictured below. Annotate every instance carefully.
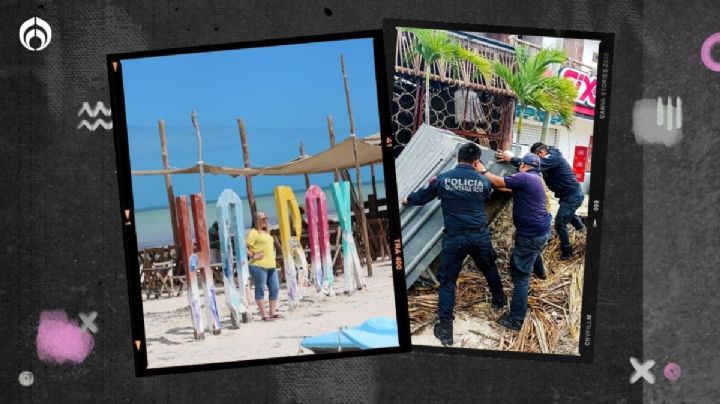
[216,189,252,327]
[175,195,205,340]
[330,181,365,294]
[191,194,222,335]
[274,186,305,306]
[305,185,335,297]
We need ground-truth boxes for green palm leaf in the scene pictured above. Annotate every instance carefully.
[405,28,495,125]
[407,28,457,68]
[455,46,493,84]
[494,44,579,140]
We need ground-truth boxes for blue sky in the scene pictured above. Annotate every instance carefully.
[122,38,383,210]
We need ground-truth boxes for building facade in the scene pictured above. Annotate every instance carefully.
[392,29,600,192]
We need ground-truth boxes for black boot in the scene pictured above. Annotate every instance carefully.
[491,293,507,310]
[533,256,546,279]
[559,245,573,261]
[497,314,522,331]
[571,215,586,231]
[433,318,454,346]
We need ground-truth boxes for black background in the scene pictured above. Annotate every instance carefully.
[1,0,714,402]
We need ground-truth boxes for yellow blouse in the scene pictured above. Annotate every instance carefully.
[246,228,276,269]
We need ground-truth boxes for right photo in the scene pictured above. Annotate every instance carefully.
[388,22,611,357]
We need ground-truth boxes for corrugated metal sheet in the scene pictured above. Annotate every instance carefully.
[396,124,516,288]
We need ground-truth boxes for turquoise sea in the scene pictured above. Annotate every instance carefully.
[135,181,386,248]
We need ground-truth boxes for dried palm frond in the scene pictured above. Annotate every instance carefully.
[408,199,588,355]
[568,262,584,341]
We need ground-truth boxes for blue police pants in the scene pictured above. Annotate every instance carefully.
[555,191,584,247]
[438,231,503,321]
[508,233,549,326]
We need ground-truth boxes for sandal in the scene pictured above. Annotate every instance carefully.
[271,313,284,319]
[262,316,274,321]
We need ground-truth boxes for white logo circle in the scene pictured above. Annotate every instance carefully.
[19,17,52,51]
[18,371,34,386]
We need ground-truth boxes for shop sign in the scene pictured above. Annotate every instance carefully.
[560,66,597,108]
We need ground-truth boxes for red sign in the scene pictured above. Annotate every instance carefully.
[560,67,597,109]
[573,145,589,182]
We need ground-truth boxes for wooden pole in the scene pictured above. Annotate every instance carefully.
[190,111,206,202]
[158,120,179,250]
[237,118,258,225]
[300,142,310,189]
[340,54,373,276]
[326,115,339,182]
[370,163,377,197]
[499,97,515,152]
[351,136,373,276]
[340,54,356,135]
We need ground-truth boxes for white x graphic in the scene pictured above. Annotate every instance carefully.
[630,357,655,384]
[79,311,98,333]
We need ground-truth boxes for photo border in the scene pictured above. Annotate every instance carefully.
[381,18,615,364]
[107,29,412,377]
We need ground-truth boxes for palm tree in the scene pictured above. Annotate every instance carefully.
[405,28,493,125]
[494,45,578,143]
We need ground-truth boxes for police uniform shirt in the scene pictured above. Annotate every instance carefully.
[406,164,492,233]
[511,147,581,199]
[503,170,552,238]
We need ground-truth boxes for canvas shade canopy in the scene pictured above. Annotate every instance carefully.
[131,163,260,177]
[259,135,382,175]
[131,135,383,177]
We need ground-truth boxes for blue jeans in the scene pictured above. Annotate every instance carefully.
[438,230,504,321]
[555,191,584,247]
[508,233,549,326]
[249,265,279,301]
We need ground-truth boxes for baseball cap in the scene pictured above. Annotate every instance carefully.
[521,153,542,168]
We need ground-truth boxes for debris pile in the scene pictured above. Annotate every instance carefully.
[407,200,586,355]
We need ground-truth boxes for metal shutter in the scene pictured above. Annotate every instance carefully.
[514,122,557,147]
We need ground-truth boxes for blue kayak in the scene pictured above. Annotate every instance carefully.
[300,317,398,353]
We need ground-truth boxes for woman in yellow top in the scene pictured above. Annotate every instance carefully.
[246,211,282,321]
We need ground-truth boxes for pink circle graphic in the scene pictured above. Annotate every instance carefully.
[701,33,720,72]
[664,362,682,381]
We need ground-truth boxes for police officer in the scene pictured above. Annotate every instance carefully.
[477,153,551,331]
[402,142,506,346]
[495,142,585,260]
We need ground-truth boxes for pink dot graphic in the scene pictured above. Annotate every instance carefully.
[36,310,94,364]
[664,362,682,381]
[701,33,720,72]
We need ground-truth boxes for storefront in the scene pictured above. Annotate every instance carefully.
[512,66,597,193]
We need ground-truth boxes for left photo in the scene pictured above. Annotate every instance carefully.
[109,33,407,374]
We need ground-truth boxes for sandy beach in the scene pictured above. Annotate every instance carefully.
[142,260,398,369]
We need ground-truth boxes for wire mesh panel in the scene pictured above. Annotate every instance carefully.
[391,28,517,156]
[391,74,515,156]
